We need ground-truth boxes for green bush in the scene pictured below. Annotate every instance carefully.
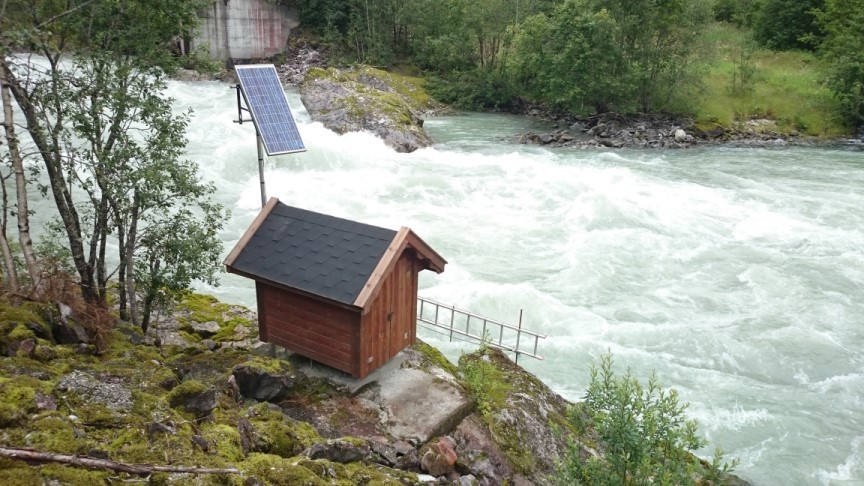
[558,353,737,486]
[425,70,516,110]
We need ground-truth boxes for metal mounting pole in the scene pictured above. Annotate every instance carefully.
[256,129,266,207]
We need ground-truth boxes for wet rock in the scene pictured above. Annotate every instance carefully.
[232,364,295,402]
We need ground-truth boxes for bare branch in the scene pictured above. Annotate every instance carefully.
[0,446,241,476]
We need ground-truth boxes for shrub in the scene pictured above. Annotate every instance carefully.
[558,353,737,486]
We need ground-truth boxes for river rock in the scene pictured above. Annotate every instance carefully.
[674,128,687,142]
[299,66,439,153]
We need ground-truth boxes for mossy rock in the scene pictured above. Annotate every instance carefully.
[247,403,321,457]
[0,300,54,354]
[200,423,245,463]
[167,379,209,405]
[178,293,257,343]
[0,374,52,427]
[240,453,327,486]
[299,65,439,153]
[240,454,418,486]
[412,340,459,376]
[458,347,576,479]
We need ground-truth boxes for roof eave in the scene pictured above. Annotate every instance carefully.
[223,197,280,268]
[225,266,363,313]
[404,228,447,274]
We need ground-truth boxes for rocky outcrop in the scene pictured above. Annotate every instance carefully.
[0,294,750,485]
[298,66,442,153]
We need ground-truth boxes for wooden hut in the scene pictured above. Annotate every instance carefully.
[224,198,446,379]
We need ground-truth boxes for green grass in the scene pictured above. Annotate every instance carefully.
[696,23,849,137]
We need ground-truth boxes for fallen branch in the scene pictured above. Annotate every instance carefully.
[0,446,241,476]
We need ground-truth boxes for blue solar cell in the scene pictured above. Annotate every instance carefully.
[235,64,306,155]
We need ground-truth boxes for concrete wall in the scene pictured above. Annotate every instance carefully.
[192,0,299,61]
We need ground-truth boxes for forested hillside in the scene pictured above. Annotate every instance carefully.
[285,0,864,135]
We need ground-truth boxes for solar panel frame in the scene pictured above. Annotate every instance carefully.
[235,64,306,155]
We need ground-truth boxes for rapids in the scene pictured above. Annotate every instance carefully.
[159,79,864,484]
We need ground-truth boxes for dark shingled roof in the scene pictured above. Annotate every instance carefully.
[229,202,397,305]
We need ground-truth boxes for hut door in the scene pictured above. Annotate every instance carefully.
[388,257,415,358]
[386,277,400,359]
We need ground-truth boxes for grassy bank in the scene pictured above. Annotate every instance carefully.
[696,23,848,137]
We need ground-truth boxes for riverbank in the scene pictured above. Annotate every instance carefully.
[507,105,864,150]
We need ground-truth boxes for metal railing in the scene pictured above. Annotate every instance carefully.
[416,296,546,362]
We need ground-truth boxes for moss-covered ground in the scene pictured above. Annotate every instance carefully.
[0,295,419,485]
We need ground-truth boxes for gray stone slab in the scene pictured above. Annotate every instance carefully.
[298,346,474,443]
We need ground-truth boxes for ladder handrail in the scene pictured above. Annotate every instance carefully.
[417,297,548,340]
[416,296,547,361]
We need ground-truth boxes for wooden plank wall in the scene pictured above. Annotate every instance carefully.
[359,252,419,377]
[258,284,360,376]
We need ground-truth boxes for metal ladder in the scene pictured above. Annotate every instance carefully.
[416,296,546,363]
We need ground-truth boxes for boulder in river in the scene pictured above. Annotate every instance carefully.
[299,66,443,153]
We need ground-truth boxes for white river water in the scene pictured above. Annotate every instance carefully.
[159,79,863,485]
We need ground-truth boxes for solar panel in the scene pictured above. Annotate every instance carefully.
[235,64,306,155]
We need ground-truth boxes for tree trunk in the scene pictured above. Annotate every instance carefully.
[115,215,128,320]
[125,197,140,327]
[0,67,23,292]
[0,172,18,292]
[140,259,160,333]
[2,70,39,290]
[1,60,101,305]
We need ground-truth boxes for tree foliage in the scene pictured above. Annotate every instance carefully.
[752,0,824,51]
[817,0,864,129]
[0,0,226,330]
[559,353,737,486]
[510,0,711,114]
